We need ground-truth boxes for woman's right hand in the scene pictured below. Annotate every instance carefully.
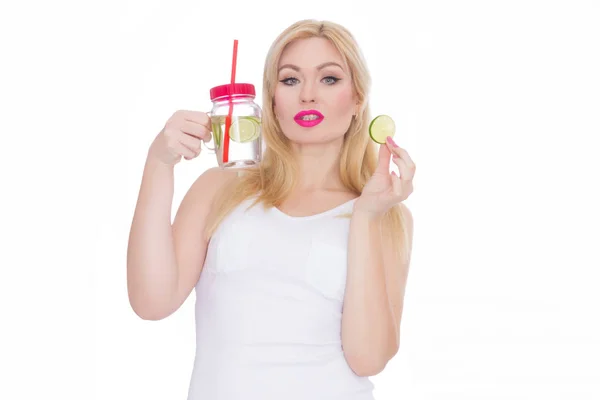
[149,110,213,166]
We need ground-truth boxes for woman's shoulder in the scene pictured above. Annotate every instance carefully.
[200,166,240,180]
[182,167,239,202]
[202,166,256,179]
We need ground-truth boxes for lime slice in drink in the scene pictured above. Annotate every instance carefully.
[211,120,221,147]
[369,114,395,144]
[229,117,260,143]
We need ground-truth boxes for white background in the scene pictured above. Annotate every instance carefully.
[1,0,599,399]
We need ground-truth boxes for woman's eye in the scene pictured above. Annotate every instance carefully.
[279,76,340,86]
[280,77,299,86]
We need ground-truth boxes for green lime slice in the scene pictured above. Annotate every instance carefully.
[369,114,395,144]
[229,117,260,143]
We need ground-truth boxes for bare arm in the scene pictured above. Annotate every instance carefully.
[126,153,234,320]
[342,203,414,376]
[126,154,177,320]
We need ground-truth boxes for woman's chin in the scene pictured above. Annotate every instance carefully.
[285,134,346,147]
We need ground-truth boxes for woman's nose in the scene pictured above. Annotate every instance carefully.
[300,82,316,103]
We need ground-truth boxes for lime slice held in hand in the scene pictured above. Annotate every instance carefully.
[229,116,260,143]
[369,114,395,144]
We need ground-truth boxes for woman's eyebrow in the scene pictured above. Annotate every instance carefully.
[278,62,345,73]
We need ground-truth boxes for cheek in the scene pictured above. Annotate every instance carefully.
[273,91,288,117]
[333,86,355,115]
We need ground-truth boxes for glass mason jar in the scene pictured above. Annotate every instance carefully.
[206,83,262,169]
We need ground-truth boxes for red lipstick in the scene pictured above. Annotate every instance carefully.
[294,109,324,127]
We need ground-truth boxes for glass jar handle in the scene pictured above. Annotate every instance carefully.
[202,111,216,153]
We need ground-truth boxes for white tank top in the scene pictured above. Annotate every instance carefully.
[186,196,376,400]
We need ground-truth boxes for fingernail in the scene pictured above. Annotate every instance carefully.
[386,136,399,147]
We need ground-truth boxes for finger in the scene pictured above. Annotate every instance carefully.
[375,139,392,174]
[181,110,211,127]
[389,145,416,171]
[391,171,403,198]
[173,142,197,160]
[181,121,212,142]
[178,133,202,154]
[391,154,409,180]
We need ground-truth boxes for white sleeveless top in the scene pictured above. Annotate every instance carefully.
[186,196,376,400]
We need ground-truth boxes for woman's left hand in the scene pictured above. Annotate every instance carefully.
[355,136,416,217]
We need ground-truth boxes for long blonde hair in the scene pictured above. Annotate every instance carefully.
[205,19,410,263]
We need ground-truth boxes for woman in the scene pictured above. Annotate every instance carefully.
[127,19,416,400]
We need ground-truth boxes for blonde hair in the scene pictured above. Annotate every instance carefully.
[205,19,410,263]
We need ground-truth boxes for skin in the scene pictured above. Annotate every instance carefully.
[274,37,416,376]
[127,36,415,379]
[273,37,358,211]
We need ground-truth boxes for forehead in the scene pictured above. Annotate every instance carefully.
[278,37,345,69]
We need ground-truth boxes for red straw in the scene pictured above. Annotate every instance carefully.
[223,39,238,164]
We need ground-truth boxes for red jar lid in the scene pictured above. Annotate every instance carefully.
[209,83,256,100]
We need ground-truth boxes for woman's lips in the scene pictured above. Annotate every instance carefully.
[294,110,324,127]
